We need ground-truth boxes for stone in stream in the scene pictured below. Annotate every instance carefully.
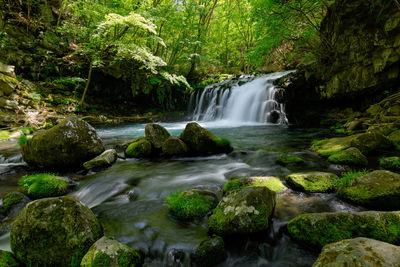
[311,135,361,156]
[349,131,391,154]
[125,138,152,158]
[19,173,71,199]
[276,153,304,165]
[1,192,29,215]
[327,147,368,166]
[337,170,400,210]
[312,237,400,267]
[80,236,141,267]
[10,196,103,267]
[223,176,287,193]
[162,136,188,156]
[208,187,276,235]
[0,250,20,267]
[21,116,105,170]
[287,211,400,249]
[83,149,118,170]
[379,156,400,171]
[192,236,226,267]
[285,172,337,193]
[145,123,171,151]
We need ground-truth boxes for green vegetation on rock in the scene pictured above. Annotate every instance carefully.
[276,154,303,165]
[328,147,368,166]
[285,172,338,193]
[125,139,152,158]
[335,170,369,188]
[223,176,286,193]
[161,137,188,156]
[193,236,226,267]
[0,250,20,267]
[311,135,359,156]
[379,156,400,171]
[2,192,25,213]
[19,173,68,199]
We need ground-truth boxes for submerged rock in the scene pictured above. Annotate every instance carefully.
[285,172,337,193]
[287,211,400,248]
[125,139,152,158]
[313,238,400,267]
[10,196,103,267]
[327,147,368,166]
[208,187,276,235]
[21,117,105,170]
[80,236,141,267]
[223,176,286,193]
[162,137,188,156]
[193,236,226,267]
[83,149,118,170]
[338,170,400,209]
[145,123,171,151]
[0,250,20,267]
[379,156,400,171]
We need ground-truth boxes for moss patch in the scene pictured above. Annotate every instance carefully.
[166,190,215,219]
[223,176,286,193]
[285,172,337,192]
[379,156,400,171]
[0,250,20,267]
[2,192,25,213]
[276,154,304,165]
[125,139,152,158]
[19,173,68,199]
[328,147,368,166]
[335,170,369,188]
[0,131,10,140]
[311,135,360,156]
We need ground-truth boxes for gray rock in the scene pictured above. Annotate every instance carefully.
[83,149,118,170]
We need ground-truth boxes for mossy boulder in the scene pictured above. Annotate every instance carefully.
[193,236,226,267]
[388,129,400,144]
[180,122,233,155]
[0,250,20,267]
[162,137,188,156]
[80,236,141,267]
[166,189,217,220]
[119,137,146,151]
[313,237,400,267]
[276,154,304,165]
[327,147,368,166]
[19,173,69,199]
[337,170,400,209]
[223,176,286,193]
[83,149,118,170]
[350,132,391,154]
[285,172,338,193]
[21,117,105,170]
[2,192,26,214]
[125,139,152,158]
[208,187,276,235]
[10,196,103,267]
[145,123,170,151]
[311,135,361,156]
[379,156,400,171]
[287,211,400,249]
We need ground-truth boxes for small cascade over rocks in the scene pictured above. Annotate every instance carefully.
[189,71,294,124]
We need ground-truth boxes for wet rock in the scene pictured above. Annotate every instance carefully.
[269,110,280,124]
[81,236,141,267]
[83,149,118,170]
[276,153,304,165]
[350,132,391,154]
[327,147,368,166]
[0,250,20,267]
[287,211,400,249]
[208,187,276,235]
[145,123,171,151]
[125,139,152,158]
[338,170,400,209]
[10,196,103,267]
[285,172,337,193]
[162,137,188,156]
[223,176,287,193]
[1,192,30,218]
[193,236,226,267]
[379,156,400,171]
[313,237,400,267]
[165,248,185,267]
[126,189,138,201]
[21,116,105,170]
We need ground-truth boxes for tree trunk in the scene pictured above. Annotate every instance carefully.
[80,60,93,106]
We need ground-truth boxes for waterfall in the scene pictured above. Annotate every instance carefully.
[189,71,293,124]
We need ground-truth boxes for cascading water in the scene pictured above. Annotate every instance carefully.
[189,71,294,124]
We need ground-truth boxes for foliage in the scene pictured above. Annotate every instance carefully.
[18,136,28,147]
[19,173,68,199]
[166,190,215,219]
[336,170,369,188]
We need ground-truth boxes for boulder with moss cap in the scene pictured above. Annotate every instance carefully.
[350,132,391,154]
[80,236,141,267]
[312,237,400,267]
[145,123,170,151]
[208,187,276,235]
[162,137,188,156]
[311,135,361,156]
[125,139,152,158]
[10,196,103,267]
[285,172,337,193]
[193,236,226,267]
[223,176,286,193]
[83,149,118,170]
[287,211,400,249]
[327,147,368,166]
[379,156,400,171]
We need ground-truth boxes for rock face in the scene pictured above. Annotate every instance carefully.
[338,170,400,209]
[80,236,141,267]
[193,236,226,267]
[287,211,400,248]
[10,196,103,267]
[83,149,118,170]
[312,238,400,267]
[208,187,276,235]
[327,147,368,166]
[21,117,105,170]
[162,137,188,156]
[145,123,171,151]
[314,0,400,100]
[285,172,337,193]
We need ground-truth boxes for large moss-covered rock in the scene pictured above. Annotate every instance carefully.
[312,237,400,267]
[0,250,20,267]
[162,137,188,156]
[276,153,304,165]
[327,147,368,166]
[19,173,69,199]
[379,156,400,171]
[350,132,391,154]
[285,172,337,193]
[223,176,287,193]
[311,135,360,156]
[80,236,140,267]
[10,196,104,267]
[193,236,226,267]
[21,117,105,170]
[145,123,170,151]
[208,187,276,235]
[338,170,400,209]
[83,149,118,170]
[287,211,400,249]
[388,129,400,144]
[125,139,152,158]
[180,122,233,155]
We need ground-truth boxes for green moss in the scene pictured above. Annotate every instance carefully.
[0,131,10,140]
[166,190,215,219]
[125,139,152,158]
[215,138,233,153]
[285,172,337,192]
[336,170,369,188]
[18,136,28,147]
[276,154,304,165]
[379,157,400,171]
[19,173,68,199]
[0,250,20,267]
[117,248,140,267]
[311,135,360,156]
[223,176,286,193]
[2,192,25,213]
[93,253,111,267]
[328,147,368,166]
[194,236,226,267]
